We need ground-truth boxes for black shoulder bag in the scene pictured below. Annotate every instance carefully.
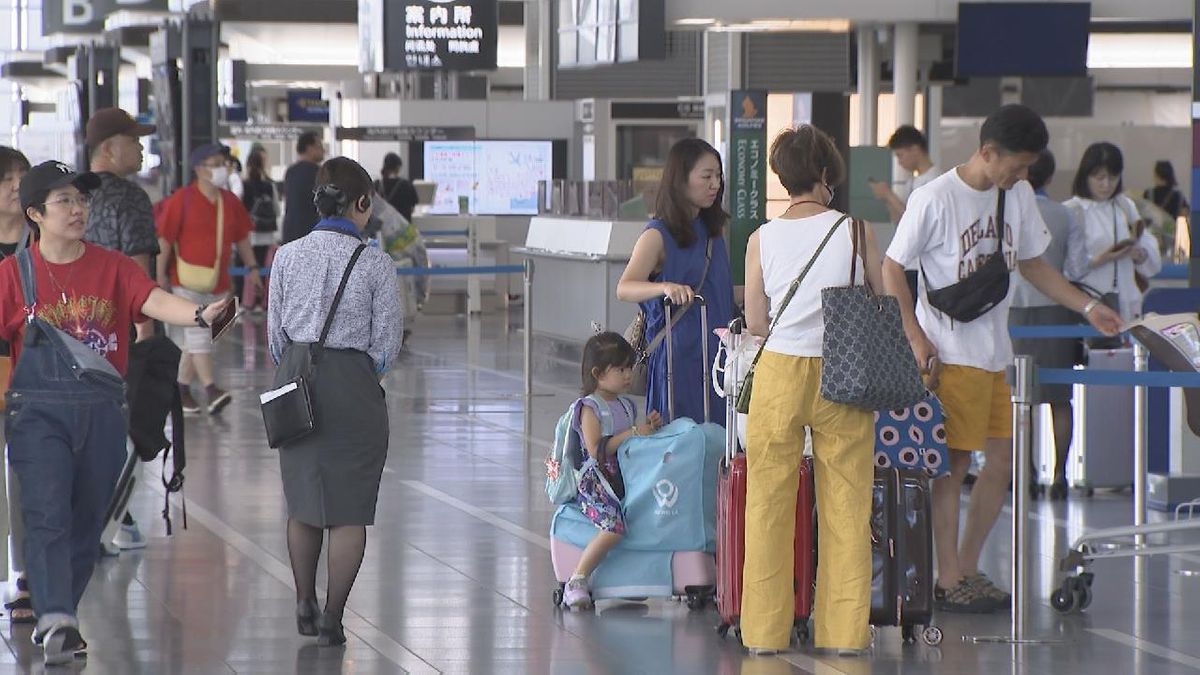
[260,244,367,449]
[923,188,1011,323]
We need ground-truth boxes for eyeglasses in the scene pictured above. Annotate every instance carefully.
[43,195,91,209]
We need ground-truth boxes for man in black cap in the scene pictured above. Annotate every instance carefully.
[84,107,157,555]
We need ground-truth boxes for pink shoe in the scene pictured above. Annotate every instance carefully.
[562,576,592,610]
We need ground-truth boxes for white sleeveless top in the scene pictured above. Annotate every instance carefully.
[759,211,861,357]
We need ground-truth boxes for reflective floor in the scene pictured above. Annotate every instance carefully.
[1,311,1199,673]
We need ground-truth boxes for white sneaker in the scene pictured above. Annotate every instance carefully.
[112,523,147,550]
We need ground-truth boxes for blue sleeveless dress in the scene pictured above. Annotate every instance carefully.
[639,218,735,425]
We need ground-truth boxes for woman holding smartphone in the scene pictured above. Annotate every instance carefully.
[1063,142,1159,320]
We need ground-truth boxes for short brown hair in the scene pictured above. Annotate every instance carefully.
[653,138,728,249]
[769,125,845,197]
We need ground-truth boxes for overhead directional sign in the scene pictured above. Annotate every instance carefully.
[43,0,168,35]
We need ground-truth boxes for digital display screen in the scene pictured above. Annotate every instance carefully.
[424,141,553,215]
[956,3,1090,78]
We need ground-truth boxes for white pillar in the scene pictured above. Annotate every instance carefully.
[524,0,552,101]
[856,25,879,146]
[893,22,918,127]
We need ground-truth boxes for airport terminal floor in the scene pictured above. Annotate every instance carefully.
[0,312,1195,674]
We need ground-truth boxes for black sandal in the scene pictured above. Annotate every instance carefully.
[5,595,34,624]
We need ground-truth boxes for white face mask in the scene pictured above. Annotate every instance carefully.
[208,165,229,188]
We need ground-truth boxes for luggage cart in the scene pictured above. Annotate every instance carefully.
[1050,314,1200,613]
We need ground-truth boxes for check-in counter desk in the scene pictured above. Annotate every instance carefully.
[414,215,532,312]
[514,216,643,344]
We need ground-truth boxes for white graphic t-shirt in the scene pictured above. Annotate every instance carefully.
[886,169,1051,372]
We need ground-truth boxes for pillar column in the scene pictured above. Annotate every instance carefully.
[856,25,879,146]
[893,22,918,127]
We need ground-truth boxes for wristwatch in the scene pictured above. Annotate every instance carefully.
[195,303,210,328]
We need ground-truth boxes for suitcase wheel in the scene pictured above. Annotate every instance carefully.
[716,623,730,638]
[921,625,943,646]
[685,586,714,611]
[794,623,810,645]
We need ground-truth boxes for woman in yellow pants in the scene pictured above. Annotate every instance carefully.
[740,125,880,654]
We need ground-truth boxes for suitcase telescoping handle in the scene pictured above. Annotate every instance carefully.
[662,295,710,424]
[724,317,743,466]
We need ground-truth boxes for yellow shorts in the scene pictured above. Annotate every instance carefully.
[934,365,1012,451]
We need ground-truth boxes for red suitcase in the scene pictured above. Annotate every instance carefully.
[715,318,816,644]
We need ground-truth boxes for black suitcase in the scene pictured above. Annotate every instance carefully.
[870,467,942,645]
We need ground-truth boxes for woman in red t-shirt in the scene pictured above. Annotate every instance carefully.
[1,161,231,666]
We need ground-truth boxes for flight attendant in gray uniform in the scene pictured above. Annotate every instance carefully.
[267,157,403,646]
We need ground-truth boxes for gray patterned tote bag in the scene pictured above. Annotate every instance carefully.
[820,218,926,411]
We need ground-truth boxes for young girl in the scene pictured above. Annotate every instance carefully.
[563,332,662,610]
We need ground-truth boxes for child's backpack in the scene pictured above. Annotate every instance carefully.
[545,395,635,505]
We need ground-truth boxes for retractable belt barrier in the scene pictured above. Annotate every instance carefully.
[225,261,536,398]
[970,322,1200,645]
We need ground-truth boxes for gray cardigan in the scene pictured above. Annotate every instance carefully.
[267,230,403,373]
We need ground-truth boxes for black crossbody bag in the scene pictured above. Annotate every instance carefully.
[923,188,1011,323]
[260,244,367,449]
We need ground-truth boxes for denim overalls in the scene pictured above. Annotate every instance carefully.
[5,249,127,632]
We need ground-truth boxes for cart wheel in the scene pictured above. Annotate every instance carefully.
[1050,587,1075,613]
[902,624,916,644]
[552,586,564,608]
[1076,584,1093,611]
[922,626,944,646]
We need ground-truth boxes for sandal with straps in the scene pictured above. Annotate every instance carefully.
[5,576,36,624]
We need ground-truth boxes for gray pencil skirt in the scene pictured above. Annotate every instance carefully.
[275,344,389,527]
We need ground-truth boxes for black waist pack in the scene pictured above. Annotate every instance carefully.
[924,188,1011,323]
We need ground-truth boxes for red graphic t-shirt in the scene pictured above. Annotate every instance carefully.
[0,243,158,375]
[156,184,253,295]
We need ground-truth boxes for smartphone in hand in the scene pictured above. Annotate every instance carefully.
[210,296,241,343]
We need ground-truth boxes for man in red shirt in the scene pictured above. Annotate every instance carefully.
[156,144,261,414]
[4,161,232,665]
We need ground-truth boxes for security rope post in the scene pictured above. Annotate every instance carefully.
[964,354,1059,645]
[523,258,534,400]
[1134,342,1149,546]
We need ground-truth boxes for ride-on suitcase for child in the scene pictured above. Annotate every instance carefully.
[550,296,720,608]
[869,466,942,646]
[715,318,817,645]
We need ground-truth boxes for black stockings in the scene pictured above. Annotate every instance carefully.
[287,518,368,619]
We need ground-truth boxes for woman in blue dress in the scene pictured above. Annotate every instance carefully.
[617,138,734,425]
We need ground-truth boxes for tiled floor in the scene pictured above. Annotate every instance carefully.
[1,312,1199,673]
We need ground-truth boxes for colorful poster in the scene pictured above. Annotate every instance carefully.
[729,91,768,284]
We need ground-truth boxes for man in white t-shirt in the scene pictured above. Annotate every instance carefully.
[882,105,1123,614]
[870,125,942,223]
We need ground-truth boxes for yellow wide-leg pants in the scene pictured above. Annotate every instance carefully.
[741,353,874,650]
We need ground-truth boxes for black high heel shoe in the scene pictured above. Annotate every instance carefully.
[317,612,346,646]
[296,599,320,637]
[1048,479,1069,501]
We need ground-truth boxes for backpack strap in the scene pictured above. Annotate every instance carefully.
[160,383,187,535]
[15,249,35,321]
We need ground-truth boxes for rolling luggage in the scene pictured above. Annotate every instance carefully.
[549,296,720,609]
[869,467,942,646]
[715,318,816,644]
[1069,347,1135,493]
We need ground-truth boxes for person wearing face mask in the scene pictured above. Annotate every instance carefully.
[1064,142,1161,321]
[740,125,881,655]
[616,138,735,426]
[155,143,261,415]
[882,105,1123,614]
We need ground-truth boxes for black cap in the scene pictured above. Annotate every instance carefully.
[19,161,101,220]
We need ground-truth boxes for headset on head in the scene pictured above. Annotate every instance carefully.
[313,183,371,218]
